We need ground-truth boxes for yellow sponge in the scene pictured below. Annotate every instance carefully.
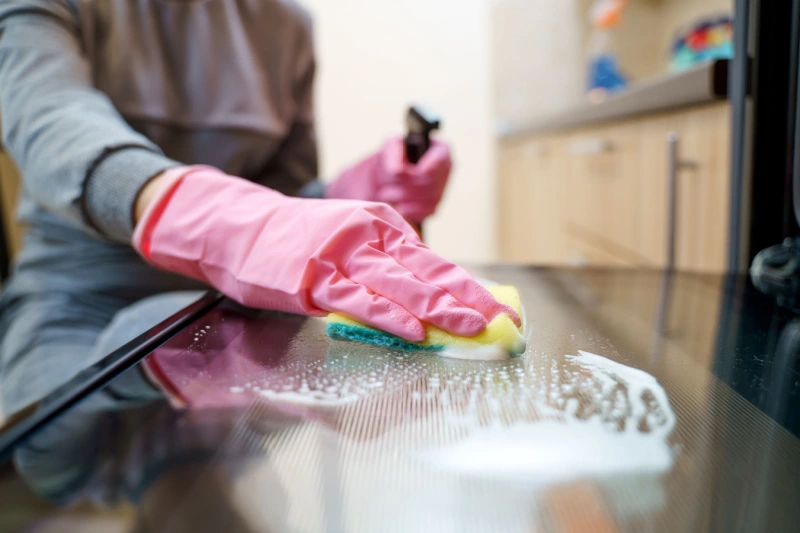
[326,285,526,357]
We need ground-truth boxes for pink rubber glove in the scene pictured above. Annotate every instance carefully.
[133,166,520,341]
[326,137,451,223]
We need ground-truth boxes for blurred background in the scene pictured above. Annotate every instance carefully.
[0,0,757,268]
[5,2,800,530]
[304,0,733,266]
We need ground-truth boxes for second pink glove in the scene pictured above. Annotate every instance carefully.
[326,137,451,223]
[133,166,519,342]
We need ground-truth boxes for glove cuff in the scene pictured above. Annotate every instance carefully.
[132,165,214,260]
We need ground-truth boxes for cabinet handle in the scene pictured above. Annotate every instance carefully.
[567,138,613,154]
[665,132,698,269]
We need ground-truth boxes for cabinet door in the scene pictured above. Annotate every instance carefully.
[498,102,730,271]
[497,137,567,264]
[672,104,730,272]
[564,271,724,366]
[497,141,528,262]
[563,121,651,264]
[639,103,730,272]
[562,233,634,267]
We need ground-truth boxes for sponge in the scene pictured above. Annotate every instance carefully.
[326,285,526,357]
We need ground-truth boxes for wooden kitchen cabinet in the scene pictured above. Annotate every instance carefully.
[670,105,730,271]
[638,103,730,270]
[497,135,569,265]
[562,119,655,266]
[553,270,725,367]
[497,101,731,272]
[561,232,636,267]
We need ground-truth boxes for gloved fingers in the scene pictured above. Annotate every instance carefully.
[379,138,451,182]
[395,243,523,327]
[356,202,425,245]
[314,272,426,342]
[346,245,489,337]
[326,153,381,201]
[393,202,438,224]
[380,138,452,176]
[376,182,441,205]
[416,140,453,176]
[371,181,443,222]
[359,200,415,227]
[380,137,409,175]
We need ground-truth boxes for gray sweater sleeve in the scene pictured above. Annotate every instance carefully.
[255,8,323,198]
[0,0,180,243]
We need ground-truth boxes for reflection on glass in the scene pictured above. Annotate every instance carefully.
[0,269,798,532]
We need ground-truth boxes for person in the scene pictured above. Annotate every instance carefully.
[0,0,520,418]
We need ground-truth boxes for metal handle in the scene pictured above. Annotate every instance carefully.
[665,132,698,270]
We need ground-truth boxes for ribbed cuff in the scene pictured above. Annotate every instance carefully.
[84,147,180,243]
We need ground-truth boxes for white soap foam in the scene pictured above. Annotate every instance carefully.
[419,350,676,484]
[421,419,673,484]
[258,389,360,406]
[438,345,511,361]
[567,350,675,438]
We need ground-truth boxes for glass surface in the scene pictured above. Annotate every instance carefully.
[0,267,798,532]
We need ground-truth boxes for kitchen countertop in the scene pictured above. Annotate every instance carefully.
[0,265,798,532]
[499,59,729,140]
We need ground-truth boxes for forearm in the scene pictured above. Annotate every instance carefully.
[134,172,171,225]
[0,5,178,242]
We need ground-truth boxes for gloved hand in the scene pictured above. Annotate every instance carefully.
[326,137,451,223]
[133,166,520,341]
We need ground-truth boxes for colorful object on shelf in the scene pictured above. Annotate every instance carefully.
[670,15,733,72]
[586,0,629,98]
[590,0,628,29]
[326,285,526,357]
[587,53,627,95]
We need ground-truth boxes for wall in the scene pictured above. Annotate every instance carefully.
[492,0,734,129]
[491,0,586,131]
[299,0,496,263]
[299,0,733,263]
